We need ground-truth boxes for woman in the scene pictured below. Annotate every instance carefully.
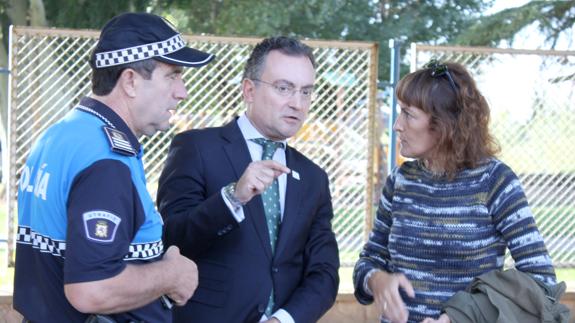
[353,61,556,323]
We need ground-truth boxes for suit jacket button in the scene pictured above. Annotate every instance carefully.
[258,303,266,313]
[272,267,279,273]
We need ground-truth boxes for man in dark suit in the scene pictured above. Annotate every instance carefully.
[157,36,339,323]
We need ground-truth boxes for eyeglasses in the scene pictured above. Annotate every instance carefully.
[251,79,315,101]
[424,59,458,94]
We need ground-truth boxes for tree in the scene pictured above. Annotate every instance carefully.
[151,0,492,82]
[42,0,148,29]
[455,1,575,48]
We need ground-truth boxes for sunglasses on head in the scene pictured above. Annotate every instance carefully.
[424,59,459,93]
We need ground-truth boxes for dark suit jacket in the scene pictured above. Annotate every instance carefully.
[157,120,340,323]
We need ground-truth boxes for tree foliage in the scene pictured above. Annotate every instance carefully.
[1,0,573,87]
[149,0,491,82]
[456,1,575,48]
[42,0,149,29]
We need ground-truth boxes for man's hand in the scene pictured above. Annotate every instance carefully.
[262,318,281,323]
[163,245,198,306]
[369,271,415,323]
[234,160,290,204]
[420,313,451,323]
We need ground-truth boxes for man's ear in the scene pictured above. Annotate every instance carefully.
[118,68,138,98]
[242,78,255,103]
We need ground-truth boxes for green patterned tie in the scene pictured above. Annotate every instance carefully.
[251,138,283,317]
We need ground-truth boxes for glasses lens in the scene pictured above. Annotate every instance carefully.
[274,84,295,96]
[254,79,314,100]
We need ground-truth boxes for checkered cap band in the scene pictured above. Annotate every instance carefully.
[17,226,66,257]
[95,34,186,68]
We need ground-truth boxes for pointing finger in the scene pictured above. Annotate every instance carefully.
[259,160,291,175]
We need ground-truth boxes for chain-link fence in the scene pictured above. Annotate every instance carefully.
[412,44,575,267]
[6,26,379,267]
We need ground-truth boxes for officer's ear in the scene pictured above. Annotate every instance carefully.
[117,68,138,98]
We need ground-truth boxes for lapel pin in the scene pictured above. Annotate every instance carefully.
[292,170,300,180]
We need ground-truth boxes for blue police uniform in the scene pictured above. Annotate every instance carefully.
[14,97,169,322]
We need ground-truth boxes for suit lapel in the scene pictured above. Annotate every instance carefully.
[275,146,302,256]
[221,121,273,259]
[221,121,251,183]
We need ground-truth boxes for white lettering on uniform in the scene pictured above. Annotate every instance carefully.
[19,166,31,192]
[19,164,51,201]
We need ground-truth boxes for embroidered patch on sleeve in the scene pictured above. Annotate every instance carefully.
[83,210,121,243]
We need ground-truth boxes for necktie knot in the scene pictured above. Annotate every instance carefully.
[251,138,283,160]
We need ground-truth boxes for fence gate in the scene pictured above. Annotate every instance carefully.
[7,26,379,267]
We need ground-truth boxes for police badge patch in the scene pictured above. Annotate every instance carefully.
[83,210,121,243]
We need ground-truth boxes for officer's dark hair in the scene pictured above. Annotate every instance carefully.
[91,58,158,96]
[243,36,316,81]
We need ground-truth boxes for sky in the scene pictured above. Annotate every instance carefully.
[488,0,574,50]
[487,0,532,15]
[478,1,573,124]
[413,1,574,125]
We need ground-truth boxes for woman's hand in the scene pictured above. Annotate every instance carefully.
[368,271,415,323]
[420,313,451,323]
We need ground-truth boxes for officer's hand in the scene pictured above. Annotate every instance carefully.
[369,270,415,323]
[163,245,198,306]
[234,160,290,204]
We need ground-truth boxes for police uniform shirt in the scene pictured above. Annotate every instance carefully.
[14,97,168,322]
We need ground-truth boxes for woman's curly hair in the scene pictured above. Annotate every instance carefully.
[395,61,500,179]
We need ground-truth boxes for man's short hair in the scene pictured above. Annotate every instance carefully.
[243,36,316,81]
[91,59,157,96]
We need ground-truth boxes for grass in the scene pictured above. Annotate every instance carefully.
[0,266,13,295]
[557,268,575,286]
[0,201,12,295]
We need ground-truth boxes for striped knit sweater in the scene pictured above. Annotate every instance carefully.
[353,158,556,323]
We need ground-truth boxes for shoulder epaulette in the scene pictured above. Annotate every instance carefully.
[102,126,137,156]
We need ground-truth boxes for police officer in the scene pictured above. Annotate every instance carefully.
[13,13,214,322]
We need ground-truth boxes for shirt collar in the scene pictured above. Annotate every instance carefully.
[237,113,287,148]
[78,96,141,152]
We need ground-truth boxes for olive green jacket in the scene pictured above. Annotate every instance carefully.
[443,269,571,323]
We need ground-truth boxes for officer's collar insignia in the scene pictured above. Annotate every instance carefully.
[103,126,137,156]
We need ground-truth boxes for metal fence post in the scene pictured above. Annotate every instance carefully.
[387,39,401,174]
